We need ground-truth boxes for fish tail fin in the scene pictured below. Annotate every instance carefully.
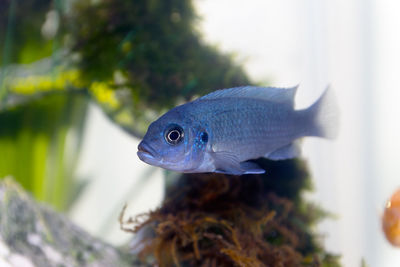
[306,86,339,139]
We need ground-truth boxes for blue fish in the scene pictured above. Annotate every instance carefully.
[137,86,338,175]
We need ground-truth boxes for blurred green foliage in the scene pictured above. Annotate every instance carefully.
[0,93,88,211]
[0,0,56,64]
[0,0,252,211]
[71,0,250,110]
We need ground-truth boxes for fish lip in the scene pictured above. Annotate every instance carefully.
[137,141,157,160]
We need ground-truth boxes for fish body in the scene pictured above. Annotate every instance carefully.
[137,86,338,175]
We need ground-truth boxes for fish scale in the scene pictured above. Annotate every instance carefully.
[189,98,301,158]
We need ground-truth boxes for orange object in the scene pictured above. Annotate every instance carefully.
[382,188,400,247]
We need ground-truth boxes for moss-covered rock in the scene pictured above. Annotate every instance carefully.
[122,159,342,267]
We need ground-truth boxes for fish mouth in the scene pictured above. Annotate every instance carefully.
[137,141,158,162]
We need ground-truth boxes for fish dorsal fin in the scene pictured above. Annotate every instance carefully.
[198,85,298,106]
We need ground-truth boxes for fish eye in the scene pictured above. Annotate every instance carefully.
[165,125,184,145]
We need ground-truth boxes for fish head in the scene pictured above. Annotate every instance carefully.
[137,107,209,172]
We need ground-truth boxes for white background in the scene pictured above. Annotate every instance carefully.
[70,1,400,266]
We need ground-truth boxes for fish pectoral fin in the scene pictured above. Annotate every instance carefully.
[212,151,265,175]
[265,142,301,160]
[239,161,265,174]
[212,151,243,175]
